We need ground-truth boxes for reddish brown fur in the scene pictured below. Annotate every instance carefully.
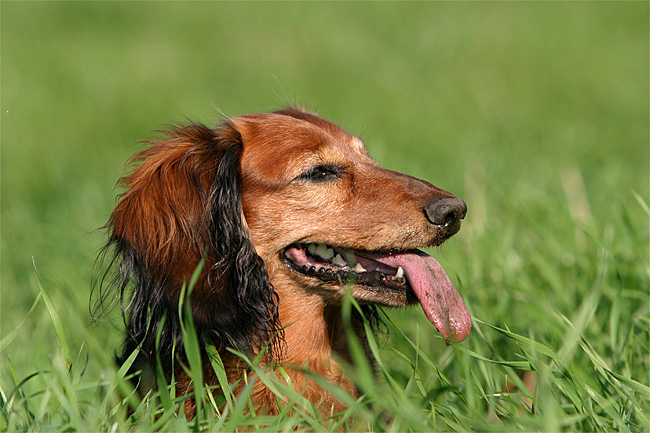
[112,127,219,292]
[104,109,462,418]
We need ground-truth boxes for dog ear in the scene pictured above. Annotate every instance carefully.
[93,121,282,364]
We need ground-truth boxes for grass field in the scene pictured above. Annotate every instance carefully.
[1,2,648,431]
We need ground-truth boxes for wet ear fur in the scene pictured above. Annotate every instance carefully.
[93,121,281,366]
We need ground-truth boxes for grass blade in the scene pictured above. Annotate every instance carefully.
[0,293,42,353]
[33,259,72,371]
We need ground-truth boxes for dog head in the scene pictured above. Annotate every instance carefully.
[95,109,470,366]
[235,109,470,342]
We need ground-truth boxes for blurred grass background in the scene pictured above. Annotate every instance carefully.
[1,2,648,431]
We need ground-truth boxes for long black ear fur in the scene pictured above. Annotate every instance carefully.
[92,121,282,374]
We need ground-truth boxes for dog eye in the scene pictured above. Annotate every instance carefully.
[298,165,342,182]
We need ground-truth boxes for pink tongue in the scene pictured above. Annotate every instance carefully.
[371,251,471,342]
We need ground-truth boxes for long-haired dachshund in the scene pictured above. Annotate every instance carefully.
[95,109,471,418]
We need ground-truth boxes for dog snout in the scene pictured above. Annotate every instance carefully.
[424,196,467,238]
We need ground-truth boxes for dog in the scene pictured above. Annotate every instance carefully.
[95,109,471,419]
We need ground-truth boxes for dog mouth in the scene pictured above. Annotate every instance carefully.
[281,243,472,342]
[282,243,410,290]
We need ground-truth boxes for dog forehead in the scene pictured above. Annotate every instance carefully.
[234,114,366,181]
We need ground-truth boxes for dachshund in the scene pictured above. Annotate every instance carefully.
[94,109,471,419]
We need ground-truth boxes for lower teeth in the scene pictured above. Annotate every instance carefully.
[295,244,406,287]
[300,264,406,286]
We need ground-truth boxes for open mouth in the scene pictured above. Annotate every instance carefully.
[281,242,472,343]
[282,243,411,292]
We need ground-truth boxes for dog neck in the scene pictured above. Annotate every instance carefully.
[247,291,360,414]
[278,295,354,366]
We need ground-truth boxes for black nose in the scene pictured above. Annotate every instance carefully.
[424,196,467,238]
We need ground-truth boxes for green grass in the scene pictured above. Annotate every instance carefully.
[1,2,648,431]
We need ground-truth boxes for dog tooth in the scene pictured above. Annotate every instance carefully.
[395,266,404,279]
[307,244,317,255]
[332,254,347,267]
[354,263,367,273]
[315,243,335,260]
